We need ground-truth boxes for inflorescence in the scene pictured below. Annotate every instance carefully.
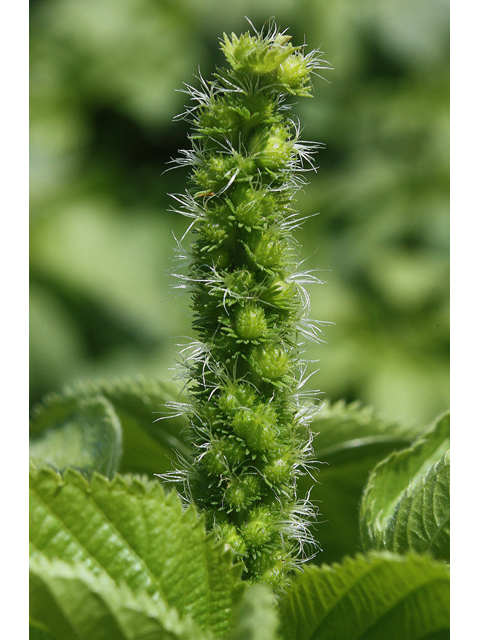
[163,20,329,590]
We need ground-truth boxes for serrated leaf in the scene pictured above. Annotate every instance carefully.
[360,412,450,561]
[279,552,449,640]
[311,401,423,459]
[31,378,191,475]
[29,395,122,478]
[298,401,426,564]
[229,584,279,640]
[30,554,211,640]
[30,466,244,639]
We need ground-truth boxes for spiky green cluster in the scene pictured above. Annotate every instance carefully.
[169,22,327,590]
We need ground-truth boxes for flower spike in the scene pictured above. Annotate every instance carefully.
[165,20,329,591]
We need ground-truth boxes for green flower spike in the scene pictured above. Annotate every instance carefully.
[163,20,329,591]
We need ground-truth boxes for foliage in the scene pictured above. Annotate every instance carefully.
[360,411,450,561]
[30,14,450,640]
[30,379,450,639]
[298,399,427,566]
[279,553,449,640]
[30,465,243,639]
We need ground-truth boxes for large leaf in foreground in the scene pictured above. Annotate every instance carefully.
[29,467,243,639]
[298,401,425,564]
[30,554,211,640]
[29,395,122,478]
[360,412,449,561]
[279,552,449,640]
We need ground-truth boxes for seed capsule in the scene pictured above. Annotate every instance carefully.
[235,303,267,340]
[263,452,293,485]
[253,125,292,170]
[206,247,230,269]
[252,231,285,270]
[230,185,276,227]
[262,276,297,310]
[278,54,310,92]
[231,404,277,451]
[201,219,228,246]
[241,507,274,547]
[249,344,290,382]
[224,269,255,297]
[217,381,256,416]
[224,474,261,510]
[248,547,291,589]
[217,522,247,556]
[202,442,227,475]
[202,438,246,475]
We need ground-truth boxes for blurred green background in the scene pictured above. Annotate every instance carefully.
[30,0,449,427]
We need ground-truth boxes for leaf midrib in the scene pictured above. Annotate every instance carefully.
[374,439,450,524]
[352,576,449,640]
[306,561,448,640]
[392,455,450,554]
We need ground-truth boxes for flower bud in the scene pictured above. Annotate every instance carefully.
[235,302,267,340]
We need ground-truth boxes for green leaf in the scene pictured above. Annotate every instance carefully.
[31,377,191,476]
[30,466,244,639]
[279,552,449,640]
[360,412,449,561]
[29,626,58,640]
[74,378,190,472]
[75,378,191,474]
[311,401,423,458]
[229,584,279,640]
[30,554,212,640]
[29,395,122,478]
[298,401,425,564]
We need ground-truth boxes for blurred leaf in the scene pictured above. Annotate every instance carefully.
[230,584,279,640]
[29,627,58,640]
[29,395,122,478]
[30,204,183,340]
[279,552,449,640]
[29,281,86,403]
[360,412,450,561]
[311,400,423,457]
[31,267,160,358]
[66,377,191,474]
[32,0,203,126]
[31,377,191,475]
[30,466,244,638]
[362,0,450,68]
[299,401,425,564]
